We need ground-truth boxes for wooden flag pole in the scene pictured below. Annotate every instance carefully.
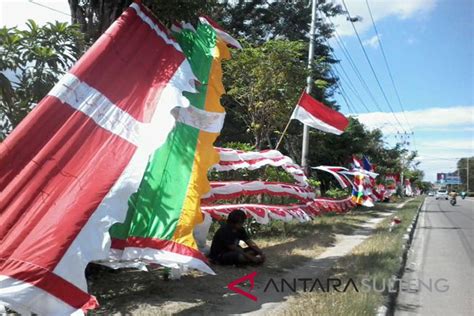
[275,116,293,150]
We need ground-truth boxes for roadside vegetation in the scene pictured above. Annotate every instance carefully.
[87,200,407,314]
[278,197,423,316]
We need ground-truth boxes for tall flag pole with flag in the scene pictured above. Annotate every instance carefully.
[0,2,198,314]
[291,92,349,135]
[275,91,349,150]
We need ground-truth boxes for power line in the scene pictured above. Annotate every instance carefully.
[364,0,417,152]
[330,69,358,114]
[333,58,371,112]
[341,0,407,134]
[322,14,403,133]
[28,0,71,17]
[331,23,385,113]
[364,0,413,133]
[331,67,364,113]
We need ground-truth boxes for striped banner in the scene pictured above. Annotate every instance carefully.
[0,3,196,314]
[109,17,238,274]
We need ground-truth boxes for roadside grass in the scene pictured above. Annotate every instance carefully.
[277,197,423,316]
[250,203,398,272]
[88,199,410,314]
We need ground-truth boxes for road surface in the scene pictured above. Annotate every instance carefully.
[395,197,474,315]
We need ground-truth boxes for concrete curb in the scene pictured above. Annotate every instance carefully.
[384,198,425,316]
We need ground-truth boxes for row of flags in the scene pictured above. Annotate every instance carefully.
[0,1,405,314]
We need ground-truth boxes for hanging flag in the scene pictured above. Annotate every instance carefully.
[291,91,349,135]
[0,3,197,314]
[213,147,309,186]
[312,166,354,189]
[362,156,373,172]
[351,172,374,207]
[353,155,363,169]
[109,16,238,274]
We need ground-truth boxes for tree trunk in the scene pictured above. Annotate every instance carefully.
[68,0,131,43]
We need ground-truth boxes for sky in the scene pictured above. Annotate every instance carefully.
[328,0,474,182]
[0,0,473,182]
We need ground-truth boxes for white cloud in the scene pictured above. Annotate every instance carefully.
[355,106,474,135]
[418,139,474,151]
[0,0,70,29]
[362,34,381,48]
[330,0,437,37]
[355,106,474,182]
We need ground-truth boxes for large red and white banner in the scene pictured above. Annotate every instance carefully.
[0,3,196,314]
[291,91,349,135]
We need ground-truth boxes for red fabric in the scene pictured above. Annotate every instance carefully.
[70,6,183,122]
[203,181,314,202]
[0,257,99,310]
[201,197,354,221]
[111,237,209,263]
[297,92,349,132]
[0,2,186,312]
[0,99,136,267]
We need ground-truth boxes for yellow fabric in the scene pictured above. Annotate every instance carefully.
[171,40,230,247]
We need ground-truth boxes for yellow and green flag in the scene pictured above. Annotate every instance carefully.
[109,18,236,274]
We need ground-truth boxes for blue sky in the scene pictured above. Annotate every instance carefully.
[329,0,473,182]
[1,0,473,182]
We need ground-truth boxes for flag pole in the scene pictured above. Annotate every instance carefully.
[275,115,293,150]
[301,0,317,171]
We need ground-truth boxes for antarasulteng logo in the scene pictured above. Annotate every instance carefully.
[227,272,449,301]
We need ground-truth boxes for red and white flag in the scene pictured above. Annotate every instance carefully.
[0,3,196,314]
[291,91,349,135]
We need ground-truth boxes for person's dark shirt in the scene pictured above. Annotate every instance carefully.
[209,223,249,260]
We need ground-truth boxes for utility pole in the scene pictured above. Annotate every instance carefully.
[301,0,317,172]
[467,157,470,192]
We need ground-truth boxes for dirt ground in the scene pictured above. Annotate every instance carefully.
[88,206,395,315]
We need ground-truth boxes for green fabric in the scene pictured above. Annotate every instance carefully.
[110,24,217,241]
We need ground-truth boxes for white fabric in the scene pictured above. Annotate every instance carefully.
[172,106,225,133]
[291,105,344,135]
[0,276,82,316]
[313,166,352,188]
[193,212,212,254]
[198,17,242,49]
[52,60,196,297]
[121,247,215,275]
[213,148,308,186]
[202,181,315,200]
[49,73,145,146]
[130,3,182,52]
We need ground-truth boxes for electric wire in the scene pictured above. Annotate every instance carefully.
[341,0,407,133]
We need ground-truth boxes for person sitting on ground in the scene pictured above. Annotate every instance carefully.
[209,209,265,266]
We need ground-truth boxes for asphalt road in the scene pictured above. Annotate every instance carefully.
[395,197,474,315]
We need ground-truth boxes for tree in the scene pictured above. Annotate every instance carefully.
[68,0,219,43]
[218,0,342,45]
[457,157,474,192]
[221,40,309,150]
[0,21,84,140]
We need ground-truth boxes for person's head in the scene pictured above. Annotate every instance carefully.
[227,209,247,229]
